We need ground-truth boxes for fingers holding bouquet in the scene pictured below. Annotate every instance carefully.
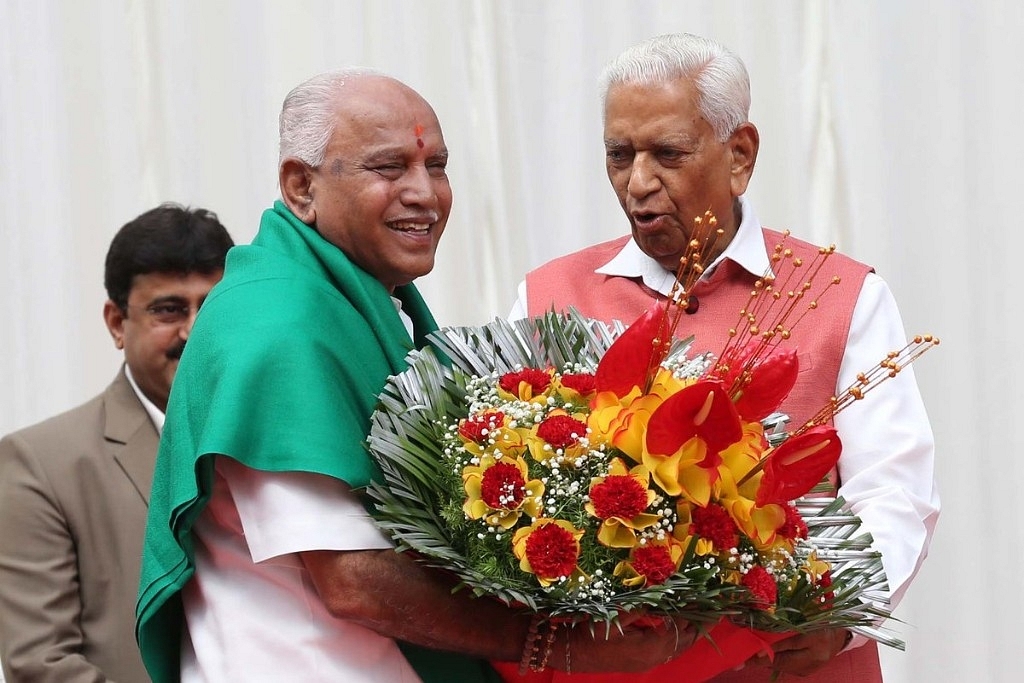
[551,613,697,674]
[745,627,852,678]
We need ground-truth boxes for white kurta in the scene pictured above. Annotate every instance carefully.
[181,457,422,682]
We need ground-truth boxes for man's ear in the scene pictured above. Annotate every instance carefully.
[102,300,126,350]
[728,122,759,197]
[279,157,317,225]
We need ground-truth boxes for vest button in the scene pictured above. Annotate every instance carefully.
[685,295,700,314]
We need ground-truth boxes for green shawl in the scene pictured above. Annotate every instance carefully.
[135,201,498,683]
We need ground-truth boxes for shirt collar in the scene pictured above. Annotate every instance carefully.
[124,364,165,435]
[391,295,414,339]
[595,195,772,297]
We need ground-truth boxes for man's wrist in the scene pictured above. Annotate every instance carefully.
[519,615,558,673]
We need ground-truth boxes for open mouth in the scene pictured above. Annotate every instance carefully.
[388,218,436,236]
[631,212,668,231]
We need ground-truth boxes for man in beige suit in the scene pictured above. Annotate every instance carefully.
[0,204,233,682]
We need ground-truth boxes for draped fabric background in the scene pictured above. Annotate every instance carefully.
[0,1,1017,681]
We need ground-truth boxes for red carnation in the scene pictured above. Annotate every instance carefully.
[691,504,739,550]
[459,410,505,444]
[499,368,551,396]
[589,475,649,520]
[479,462,526,510]
[525,522,580,580]
[631,545,677,586]
[776,503,809,540]
[536,414,587,450]
[742,565,778,610]
[560,372,597,396]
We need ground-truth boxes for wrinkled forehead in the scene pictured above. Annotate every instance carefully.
[605,77,699,112]
[603,78,703,133]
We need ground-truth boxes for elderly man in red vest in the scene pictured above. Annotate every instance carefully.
[511,32,939,682]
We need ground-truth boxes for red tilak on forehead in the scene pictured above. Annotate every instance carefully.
[414,123,425,148]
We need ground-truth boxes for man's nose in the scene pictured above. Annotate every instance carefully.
[401,165,440,207]
[180,308,200,338]
[627,155,661,198]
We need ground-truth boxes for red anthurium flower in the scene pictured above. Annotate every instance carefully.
[755,426,842,506]
[731,347,799,422]
[594,306,671,398]
[713,340,756,386]
[645,380,743,465]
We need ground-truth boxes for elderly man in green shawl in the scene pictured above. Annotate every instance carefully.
[135,69,694,683]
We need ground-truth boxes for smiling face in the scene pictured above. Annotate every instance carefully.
[603,77,758,271]
[283,76,451,292]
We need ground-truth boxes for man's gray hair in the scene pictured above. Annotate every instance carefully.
[599,33,750,141]
[278,67,386,167]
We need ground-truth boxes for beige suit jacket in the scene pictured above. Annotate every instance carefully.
[0,368,155,682]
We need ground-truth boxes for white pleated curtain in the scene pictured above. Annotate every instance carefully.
[1,1,1020,682]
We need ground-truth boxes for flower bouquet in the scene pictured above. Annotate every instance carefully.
[365,218,936,682]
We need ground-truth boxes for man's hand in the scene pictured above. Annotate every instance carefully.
[301,548,699,674]
[559,615,697,673]
[747,628,850,678]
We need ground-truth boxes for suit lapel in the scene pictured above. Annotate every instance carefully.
[104,368,159,505]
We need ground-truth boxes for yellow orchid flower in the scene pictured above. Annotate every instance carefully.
[719,420,769,500]
[722,496,786,549]
[804,550,831,583]
[588,389,665,463]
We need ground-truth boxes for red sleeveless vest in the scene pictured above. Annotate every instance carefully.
[525,230,870,435]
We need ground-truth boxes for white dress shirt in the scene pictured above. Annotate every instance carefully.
[124,364,165,435]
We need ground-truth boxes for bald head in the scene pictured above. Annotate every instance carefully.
[278,68,437,169]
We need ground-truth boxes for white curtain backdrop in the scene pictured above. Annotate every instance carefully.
[1,1,1019,681]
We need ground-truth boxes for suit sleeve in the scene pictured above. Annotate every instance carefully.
[0,433,110,683]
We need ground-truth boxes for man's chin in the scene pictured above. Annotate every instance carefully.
[634,236,684,269]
